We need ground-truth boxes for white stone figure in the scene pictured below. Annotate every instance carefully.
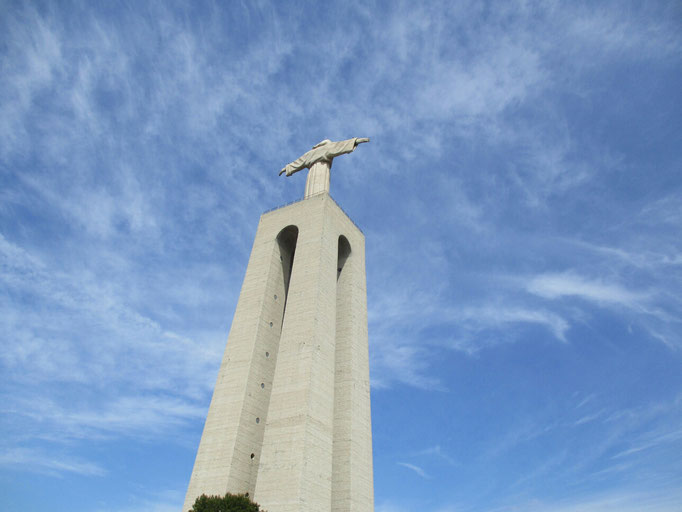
[279,137,370,198]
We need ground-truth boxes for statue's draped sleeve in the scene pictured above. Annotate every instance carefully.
[282,151,314,176]
[325,138,360,159]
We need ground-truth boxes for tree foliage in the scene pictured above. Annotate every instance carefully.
[188,493,263,512]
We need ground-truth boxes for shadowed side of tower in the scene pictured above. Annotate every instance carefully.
[183,193,373,512]
[182,211,298,510]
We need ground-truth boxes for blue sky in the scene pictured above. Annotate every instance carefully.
[1,1,681,511]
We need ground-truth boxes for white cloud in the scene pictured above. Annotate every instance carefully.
[375,502,410,512]
[7,394,207,442]
[413,445,457,466]
[573,411,606,426]
[0,231,225,388]
[575,393,597,409]
[454,305,570,344]
[367,259,573,388]
[565,4,682,62]
[0,447,106,477]
[397,461,430,479]
[94,489,184,512]
[369,296,571,389]
[527,273,645,306]
[499,490,682,512]
[567,239,682,270]
[523,269,682,350]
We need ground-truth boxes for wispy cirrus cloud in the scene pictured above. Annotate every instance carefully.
[0,447,106,477]
[397,462,430,479]
[4,394,206,443]
[527,273,646,306]
[368,290,572,389]
[375,502,410,512]
[0,225,224,476]
[496,489,682,512]
[413,445,457,466]
[0,233,225,393]
[525,268,682,349]
[93,489,184,512]
[482,392,682,497]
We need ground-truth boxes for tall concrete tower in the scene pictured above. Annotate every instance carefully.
[183,139,373,512]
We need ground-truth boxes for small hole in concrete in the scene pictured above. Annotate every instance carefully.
[256,417,260,424]
[274,294,277,300]
[250,453,255,460]
[269,322,273,327]
[245,492,249,497]
[261,383,265,389]
[265,351,269,358]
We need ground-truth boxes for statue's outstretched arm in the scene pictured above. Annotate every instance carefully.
[356,137,370,144]
[279,156,307,177]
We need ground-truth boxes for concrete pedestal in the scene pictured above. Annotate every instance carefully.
[183,193,373,512]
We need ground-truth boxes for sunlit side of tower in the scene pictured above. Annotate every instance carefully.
[183,192,373,512]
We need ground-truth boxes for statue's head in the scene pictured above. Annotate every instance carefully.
[312,139,331,149]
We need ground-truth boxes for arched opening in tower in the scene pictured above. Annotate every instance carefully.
[277,225,298,324]
[337,235,351,281]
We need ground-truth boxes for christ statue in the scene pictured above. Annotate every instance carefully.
[279,137,369,198]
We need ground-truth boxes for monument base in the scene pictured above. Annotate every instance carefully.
[183,193,373,512]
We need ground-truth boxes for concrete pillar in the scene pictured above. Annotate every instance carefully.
[183,193,373,512]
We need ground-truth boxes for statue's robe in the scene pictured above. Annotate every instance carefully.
[282,138,364,176]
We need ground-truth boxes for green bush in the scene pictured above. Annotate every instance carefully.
[188,492,262,512]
